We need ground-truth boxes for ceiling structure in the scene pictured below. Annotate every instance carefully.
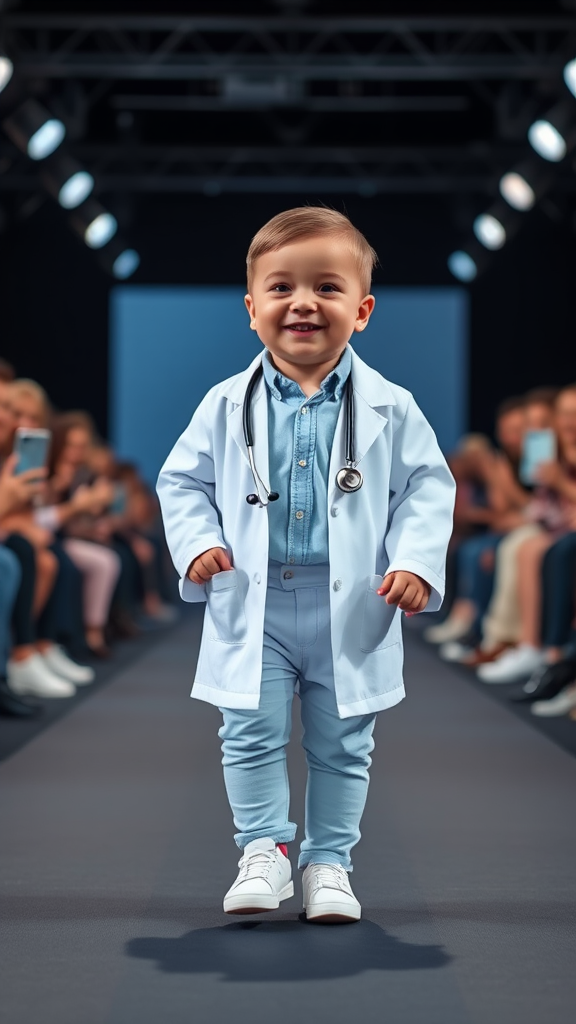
[2,5,576,198]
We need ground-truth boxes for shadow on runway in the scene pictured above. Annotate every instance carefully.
[126,917,450,981]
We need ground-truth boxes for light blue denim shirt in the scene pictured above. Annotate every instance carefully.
[262,345,351,565]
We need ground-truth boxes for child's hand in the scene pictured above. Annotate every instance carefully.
[187,546,233,584]
[377,571,431,615]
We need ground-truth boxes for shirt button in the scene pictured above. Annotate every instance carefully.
[333,579,342,592]
[283,570,293,580]
[295,510,304,520]
[331,506,339,517]
[288,557,295,564]
[301,407,308,415]
[298,459,307,467]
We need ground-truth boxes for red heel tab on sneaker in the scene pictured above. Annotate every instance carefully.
[276,843,288,858]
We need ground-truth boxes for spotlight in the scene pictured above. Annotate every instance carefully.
[113,249,140,280]
[0,54,13,94]
[70,198,118,250]
[499,172,535,211]
[498,158,554,213]
[527,101,576,162]
[96,236,141,279]
[41,155,95,209]
[2,99,66,160]
[473,212,506,250]
[564,57,576,98]
[447,250,477,282]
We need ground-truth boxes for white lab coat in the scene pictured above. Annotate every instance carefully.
[157,344,455,718]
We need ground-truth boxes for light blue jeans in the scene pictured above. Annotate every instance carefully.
[0,545,21,677]
[219,560,377,871]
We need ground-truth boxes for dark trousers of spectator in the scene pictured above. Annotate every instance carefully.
[456,532,503,637]
[541,532,576,647]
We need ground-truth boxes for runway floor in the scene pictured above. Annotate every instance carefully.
[1,609,575,1024]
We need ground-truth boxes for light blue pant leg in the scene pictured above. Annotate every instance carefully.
[0,546,21,677]
[219,561,377,867]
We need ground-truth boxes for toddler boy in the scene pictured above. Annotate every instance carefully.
[157,207,455,922]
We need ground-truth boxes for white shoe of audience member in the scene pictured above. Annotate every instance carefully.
[423,618,473,645]
[7,654,76,699]
[477,644,545,684]
[531,684,576,717]
[41,644,95,685]
[438,641,475,663]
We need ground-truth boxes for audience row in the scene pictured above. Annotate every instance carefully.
[0,358,176,720]
[422,384,576,721]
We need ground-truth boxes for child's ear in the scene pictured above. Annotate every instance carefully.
[245,294,257,329]
[354,294,376,332]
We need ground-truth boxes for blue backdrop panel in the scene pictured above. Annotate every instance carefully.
[110,286,467,485]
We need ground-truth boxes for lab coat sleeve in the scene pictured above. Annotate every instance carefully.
[156,391,227,603]
[383,396,456,612]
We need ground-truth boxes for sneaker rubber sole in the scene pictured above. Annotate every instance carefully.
[223,881,294,915]
[304,900,361,924]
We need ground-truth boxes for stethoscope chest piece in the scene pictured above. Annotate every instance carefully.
[336,466,364,493]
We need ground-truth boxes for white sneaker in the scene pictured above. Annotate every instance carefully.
[477,645,545,684]
[41,644,95,685]
[439,641,475,663]
[302,863,361,923]
[531,684,576,717]
[7,654,76,699]
[423,618,473,645]
[223,838,293,915]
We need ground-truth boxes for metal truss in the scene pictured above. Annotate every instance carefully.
[2,142,561,196]
[3,14,576,84]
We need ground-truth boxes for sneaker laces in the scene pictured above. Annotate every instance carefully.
[307,863,351,893]
[237,849,276,881]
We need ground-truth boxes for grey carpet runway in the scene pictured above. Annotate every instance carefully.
[1,610,575,1024]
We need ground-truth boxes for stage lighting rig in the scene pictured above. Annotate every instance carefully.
[499,160,554,212]
[41,155,94,210]
[70,198,118,249]
[0,53,13,94]
[473,212,506,251]
[2,98,65,160]
[527,101,576,163]
[96,237,141,280]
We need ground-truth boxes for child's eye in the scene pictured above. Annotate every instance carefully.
[319,284,339,293]
[271,284,291,292]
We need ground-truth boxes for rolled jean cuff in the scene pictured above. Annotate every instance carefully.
[234,823,298,849]
[298,850,353,872]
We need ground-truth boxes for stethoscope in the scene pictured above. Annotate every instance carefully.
[244,363,363,507]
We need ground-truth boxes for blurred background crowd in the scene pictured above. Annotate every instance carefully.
[422,383,576,723]
[0,356,176,719]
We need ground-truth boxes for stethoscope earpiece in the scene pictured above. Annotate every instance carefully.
[243,362,362,508]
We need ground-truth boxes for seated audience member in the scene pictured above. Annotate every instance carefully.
[48,413,121,657]
[478,384,576,689]
[453,388,558,667]
[425,398,533,650]
[0,373,85,698]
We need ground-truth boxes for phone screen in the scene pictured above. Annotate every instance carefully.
[519,429,557,486]
[13,428,51,476]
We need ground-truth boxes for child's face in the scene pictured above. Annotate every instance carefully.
[245,235,375,371]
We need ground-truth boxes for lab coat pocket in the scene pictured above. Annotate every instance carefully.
[205,569,248,644]
[359,575,400,653]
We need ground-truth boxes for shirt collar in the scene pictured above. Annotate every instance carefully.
[262,345,351,403]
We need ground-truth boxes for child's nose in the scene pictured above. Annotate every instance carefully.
[290,291,317,312]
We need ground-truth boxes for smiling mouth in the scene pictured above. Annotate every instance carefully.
[283,323,323,333]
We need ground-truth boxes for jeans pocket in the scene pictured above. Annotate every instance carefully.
[206,569,248,644]
[359,575,400,653]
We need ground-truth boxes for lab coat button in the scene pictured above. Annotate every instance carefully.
[333,579,342,592]
[253,573,261,584]
[283,571,294,580]
[331,506,339,517]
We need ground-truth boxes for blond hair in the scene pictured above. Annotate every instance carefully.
[10,378,52,428]
[246,207,378,295]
